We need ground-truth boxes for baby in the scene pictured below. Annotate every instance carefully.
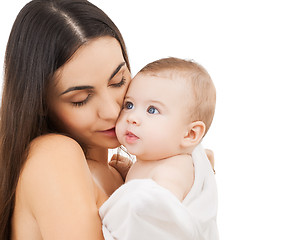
[117,57,216,201]
[100,57,218,240]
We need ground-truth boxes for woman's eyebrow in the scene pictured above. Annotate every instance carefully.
[60,62,126,96]
[60,85,94,96]
[108,62,126,81]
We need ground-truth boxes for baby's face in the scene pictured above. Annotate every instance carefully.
[116,73,191,161]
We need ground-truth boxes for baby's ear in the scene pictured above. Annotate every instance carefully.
[181,121,206,148]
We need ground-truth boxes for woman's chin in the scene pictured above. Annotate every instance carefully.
[79,136,121,150]
[100,136,121,149]
[107,141,121,149]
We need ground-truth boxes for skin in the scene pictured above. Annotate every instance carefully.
[11,37,215,239]
[12,37,131,240]
[116,74,192,160]
[116,73,206,201]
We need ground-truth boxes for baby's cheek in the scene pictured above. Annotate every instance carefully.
[149,126,171,147]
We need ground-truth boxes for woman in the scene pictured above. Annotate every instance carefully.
[0,0,131,239]
[0,0,214,239]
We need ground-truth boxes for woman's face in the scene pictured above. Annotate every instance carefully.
[47,37,131,149]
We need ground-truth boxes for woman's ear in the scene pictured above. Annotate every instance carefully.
[181,121,206,148]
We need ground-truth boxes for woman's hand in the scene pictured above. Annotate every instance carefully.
[205,149,215,173]
[109,154,133,181]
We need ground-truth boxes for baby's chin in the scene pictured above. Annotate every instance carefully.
[115,135,125,148]
[117,141,136,156]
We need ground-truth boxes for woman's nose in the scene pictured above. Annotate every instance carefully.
[97,94,121,121]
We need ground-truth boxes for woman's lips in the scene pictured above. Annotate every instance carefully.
[125,131,139,144]
[100,127,116,137]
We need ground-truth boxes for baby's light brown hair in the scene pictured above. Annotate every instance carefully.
[138,57,216,135]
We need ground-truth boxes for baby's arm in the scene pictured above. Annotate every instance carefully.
[152,154,194,202]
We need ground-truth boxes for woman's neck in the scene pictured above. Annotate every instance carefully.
[85,145,124,196]
[86,145,109,165]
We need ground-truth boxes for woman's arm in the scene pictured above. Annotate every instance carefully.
[19,134,104,240]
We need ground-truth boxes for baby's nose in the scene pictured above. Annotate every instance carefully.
[126,112,140,125]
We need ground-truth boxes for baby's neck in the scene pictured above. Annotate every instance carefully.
[125,153,192,182]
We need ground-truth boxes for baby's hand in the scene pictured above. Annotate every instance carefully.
[205,149,215,173]
[109,154,133,181]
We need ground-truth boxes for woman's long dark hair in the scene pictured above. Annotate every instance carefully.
[0,0,130,238]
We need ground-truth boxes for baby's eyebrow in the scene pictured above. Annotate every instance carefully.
[148,100,166,107]
[123,95,133,101]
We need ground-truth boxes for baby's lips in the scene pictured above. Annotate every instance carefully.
[126,130,137,138]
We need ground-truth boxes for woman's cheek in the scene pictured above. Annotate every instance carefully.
[59,107,93,130]
[116,114,127,142]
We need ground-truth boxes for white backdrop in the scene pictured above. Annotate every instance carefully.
[1,1,286,239]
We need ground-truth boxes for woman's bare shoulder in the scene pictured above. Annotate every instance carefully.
[17,134,104,239]
[21,134,86,179]
[28,133,83,157]
[21,134,88,187]
[20,133,90,193]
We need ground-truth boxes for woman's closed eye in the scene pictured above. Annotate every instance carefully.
[147,105,159,114]
[109,77,126,88]
[72,93,92,107]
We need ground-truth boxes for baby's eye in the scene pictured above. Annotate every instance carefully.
[147,106,159,114]
[124,101,134,110]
